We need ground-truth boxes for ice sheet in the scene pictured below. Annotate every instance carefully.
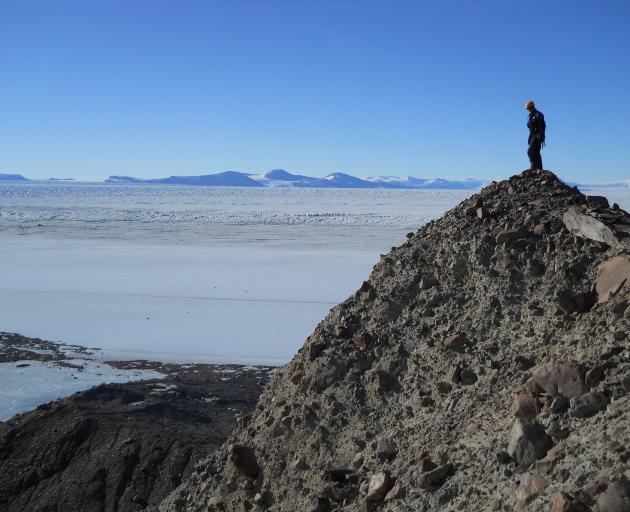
[0,237,379,364]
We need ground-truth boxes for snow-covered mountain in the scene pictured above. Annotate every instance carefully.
[0,173,29,181]
[250,170,484,189]
[364,176,486,189]
[105,171,264,187]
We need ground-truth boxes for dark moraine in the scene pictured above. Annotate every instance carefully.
[0,333,272,512]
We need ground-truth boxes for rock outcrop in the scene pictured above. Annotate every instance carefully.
[161,169,630,511]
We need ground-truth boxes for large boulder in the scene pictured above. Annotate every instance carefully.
[529,360,588,398]
[596,256,630,302]
[563,207,620,248]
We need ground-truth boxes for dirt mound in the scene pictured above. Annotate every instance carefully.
[161,169,630,512]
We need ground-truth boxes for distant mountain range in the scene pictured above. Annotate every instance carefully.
[105,170,487,189]
[2,171,630,190]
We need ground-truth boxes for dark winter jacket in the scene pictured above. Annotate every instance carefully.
[527,109,546,144]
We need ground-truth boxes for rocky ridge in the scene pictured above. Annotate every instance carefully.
[159,169,630,512]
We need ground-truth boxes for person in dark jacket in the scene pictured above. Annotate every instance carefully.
[524,100,546,170]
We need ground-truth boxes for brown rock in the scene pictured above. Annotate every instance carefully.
[596,256,630,302]
[516,472,548,503]
[550,491,591,512]
[443,334,468,352]
[353,332,372,349]
[536,442,565,474]
[512,392,540,420]
[530,360,588,398]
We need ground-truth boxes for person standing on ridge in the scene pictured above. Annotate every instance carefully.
[524,100,546,170]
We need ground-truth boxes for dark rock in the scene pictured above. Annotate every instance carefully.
[229,444,259,478]
[459,369,478,385]
[418,463,454,490]
[376,439,397,461]
[586,196,610,209]
[569,391,609,418]
[596,478,630,512]
[514,355,536,371]
[508,419,553,471]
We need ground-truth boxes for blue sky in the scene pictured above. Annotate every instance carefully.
[1,0,629,182]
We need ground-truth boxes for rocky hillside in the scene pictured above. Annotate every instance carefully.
[160,169,630,512]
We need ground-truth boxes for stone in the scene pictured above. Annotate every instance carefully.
[516,472,548,503]
[570,391,609,418]
[228,444,259,478]
[496,228,528,246]
[365,369,399,395]
[530,360,588,398]
[460,369,478,385]
[514,355,536,371]
[563,207,620,248]
[418,463,454,490]
[550,395,570,414]
[585,364,607,388]
[351,453,364,470]
[420,274,438,289]
[550,491,591,512]
[496,451,512,464]
[596,478,630,512]
[421,458,438,472]
[532,223,550,236]
[587,195,610,209]
[309,341,326,361]
[596,256,630,302]
[443,334,468,352]
[290,369,304,385]
[384,481,403,501]
[477,207,490,219]
[353,332,372,349]
[366,471,391,502]
[512,392,540,420]
[508,420,553,471]
[334,325,350,338]
[376,439,397,461]
[536,442,565,474]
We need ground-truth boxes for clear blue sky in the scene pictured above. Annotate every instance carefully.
[1,0,629,182]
